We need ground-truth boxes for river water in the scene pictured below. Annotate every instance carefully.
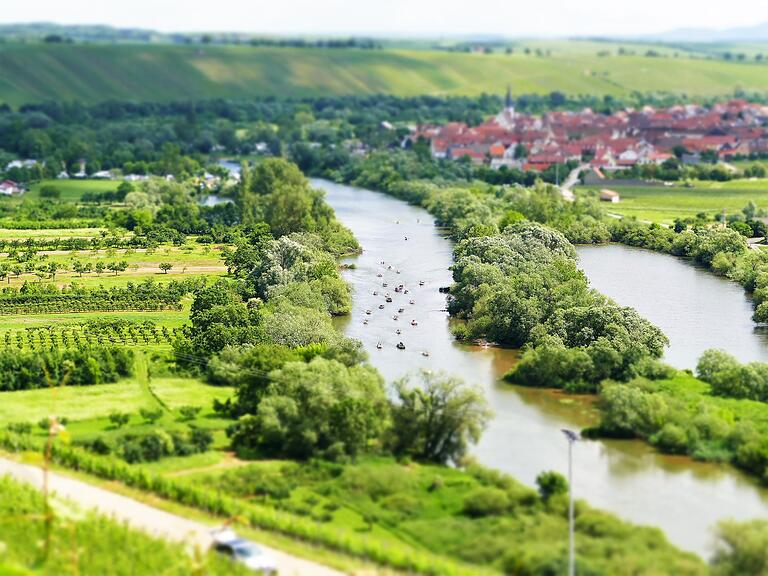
[315,178,768,559]
[577,244,768,369]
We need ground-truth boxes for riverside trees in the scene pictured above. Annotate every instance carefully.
[448,221,667,390]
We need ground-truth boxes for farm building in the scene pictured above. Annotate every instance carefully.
[0,180,22,196]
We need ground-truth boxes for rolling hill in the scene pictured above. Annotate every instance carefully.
[2,41,768,105]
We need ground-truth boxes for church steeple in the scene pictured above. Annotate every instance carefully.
[505,85,513,110]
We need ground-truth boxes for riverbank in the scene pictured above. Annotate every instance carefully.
[316,178,768,558]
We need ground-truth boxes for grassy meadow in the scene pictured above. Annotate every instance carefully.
[27,179,119,201]
[578,179,768,223]
[1,41,768,105]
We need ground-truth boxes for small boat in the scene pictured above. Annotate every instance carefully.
[404,289,410,294]
[365,309,372,315]
[396,329,402,335]
[378,304,385,309]
[376,342,383,349]
[419,281,425,286]
[411,320,418,326]
[386,297,393,303]
[363,318,368,324]
[373,291,378,296]
[380,261,385,265]
[404,237,408,241]
[398,308,404,313]
[396,270,400,274]
[396,342,406,350]
[409,300,415,305]
[393,315,399,320]
[377,273,382,277]
[387,265,392,270]
[383,282,388,287]
[422,351,430,357]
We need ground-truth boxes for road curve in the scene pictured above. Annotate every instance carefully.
[0,458,344,576]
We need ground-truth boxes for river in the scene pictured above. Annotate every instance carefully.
[315,178,768,559]
[577,243,768,369]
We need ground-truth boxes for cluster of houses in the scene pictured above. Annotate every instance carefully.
[409,92,768,173]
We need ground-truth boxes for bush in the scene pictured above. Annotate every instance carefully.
[108,412,130,428]
[536,471,568,503]
[178,405,202,421]
[139,407,163,424]
[462,487,510,517]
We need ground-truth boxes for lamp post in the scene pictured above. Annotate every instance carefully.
[562,428,579,576]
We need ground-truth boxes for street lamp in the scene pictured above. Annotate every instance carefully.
[562,428,579,576]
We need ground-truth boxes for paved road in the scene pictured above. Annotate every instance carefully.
[0,458,344,576]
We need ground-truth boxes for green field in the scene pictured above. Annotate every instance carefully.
[578,179,768,223]
[27,179,119,201]
[1,41,768,105]
[0,376,233,424]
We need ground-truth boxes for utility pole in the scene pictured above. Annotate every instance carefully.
[562,429,579,576]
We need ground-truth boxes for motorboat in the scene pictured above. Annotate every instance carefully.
[373,291,378,296]
[411,320,418,326]
[377,273,382,278]
[387,265,392,270]
[378,304,385,309]
[404,289,409,294]
[393,315,399,320]
[409,300,415,305]
[376,342,383,349]
[363,319,368,325]
[422,351,429,357]
[404,237,408,241]
[365,309,372,315]
[396,342,406,350]
[398,308,404,313]
[419,281,425,286]
[396,329,402,335]
[396,270,400,274]
[383,282,388,287]
[386,297,393,303]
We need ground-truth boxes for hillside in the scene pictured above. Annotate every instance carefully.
[2,41,768,105]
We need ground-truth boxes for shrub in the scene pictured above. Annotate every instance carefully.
[108,412,130,428]
[536,471,568,503]
[178,405,202,421]
[139,407,163,424]
[462,487,510,517]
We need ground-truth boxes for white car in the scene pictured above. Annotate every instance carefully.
[211,528,278,575]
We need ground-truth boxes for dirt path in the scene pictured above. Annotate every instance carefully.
[0,457,344,576]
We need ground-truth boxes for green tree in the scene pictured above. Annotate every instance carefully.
[159,262,173,274]
[536,470,568,502]
[229,358,389,460]
[389,371,491,465]
[712,519,768,576]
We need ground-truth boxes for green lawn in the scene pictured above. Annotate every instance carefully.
[578,179,768,223]
[1,41,768,105]
[27,179,119,201]
[0,227,104,239]
[0,307,189,330]
[0,376,233,425]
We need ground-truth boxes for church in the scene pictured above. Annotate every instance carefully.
[494,86,516,130]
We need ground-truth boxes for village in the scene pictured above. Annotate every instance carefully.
[411,90,768,174]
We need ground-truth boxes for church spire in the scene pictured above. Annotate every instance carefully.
[505,85,513,109]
